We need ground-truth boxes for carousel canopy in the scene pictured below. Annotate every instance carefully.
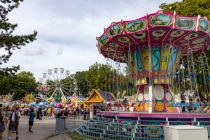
[97,11,210,85]
[97,11,210,62]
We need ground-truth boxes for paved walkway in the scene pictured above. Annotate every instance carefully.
[46,134,72,140]
[3,116,56,140]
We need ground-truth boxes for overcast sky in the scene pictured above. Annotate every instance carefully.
[5,0,178,80]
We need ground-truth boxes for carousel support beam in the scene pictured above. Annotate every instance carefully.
[146,13,153,113]
[148,85,153,113]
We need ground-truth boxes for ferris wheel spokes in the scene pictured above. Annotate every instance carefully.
[61,88,69,96]
[40,68,74,100]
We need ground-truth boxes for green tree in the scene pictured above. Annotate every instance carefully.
[85,62,133,97]
[160,0,210,19]
[0,74,16,94]
[75,71,89,97]
[13,71,37,99]
[0,71,37,100]
[86,62,113,91]
[0,0,37,75]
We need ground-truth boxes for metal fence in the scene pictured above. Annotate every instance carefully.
[50,116,89,140]
[75,116,164,140]
[77,123,164,139]
[75,115,210,140]
[55,116,86,134]
[52,115,210,140]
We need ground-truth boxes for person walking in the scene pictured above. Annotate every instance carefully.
[28,109,35,133]
[0,111,5,139]
[8,106,21,140]
[4,106,10,126]
[47,107,51,117]
[193,98,200,112]
[188,97,193,112]
[181,95,186,112]
[83,107,87,120]
[38,108,42,120]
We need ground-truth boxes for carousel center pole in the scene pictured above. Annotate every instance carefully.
[148,86,153,113]
[147,13,153,113]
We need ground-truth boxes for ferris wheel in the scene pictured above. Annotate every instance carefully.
[40,68,74,100]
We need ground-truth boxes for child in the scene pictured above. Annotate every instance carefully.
[29,109,35,133]
[0,112,5,139]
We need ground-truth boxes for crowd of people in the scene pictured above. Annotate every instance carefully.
[179,95,210,113]
[16,105,90,120]
[104,95,210,113]
[0,104,90,140]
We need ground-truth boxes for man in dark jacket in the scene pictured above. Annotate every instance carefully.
[8,106,21,140]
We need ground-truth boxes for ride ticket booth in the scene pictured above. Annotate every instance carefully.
[86,89,115,118]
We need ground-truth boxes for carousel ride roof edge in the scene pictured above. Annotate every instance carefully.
[97,11,210,63]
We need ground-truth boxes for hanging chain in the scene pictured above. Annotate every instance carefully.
[189,47,198,97]
[201,51,208,96]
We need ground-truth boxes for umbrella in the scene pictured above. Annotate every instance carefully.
[38,102,45,107]
[39,101,46,106]
[57,103,62,108]
[49,102,54,106]
[30,102,37,106]
[54,103,58,107]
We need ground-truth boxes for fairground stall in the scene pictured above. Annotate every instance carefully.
[77,11,210,139]
[0,94,13,106]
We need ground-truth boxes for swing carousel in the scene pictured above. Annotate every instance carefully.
[76,11,210,139]
[97,11,210,113]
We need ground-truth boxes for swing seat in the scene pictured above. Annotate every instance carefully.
[167,107,176,112]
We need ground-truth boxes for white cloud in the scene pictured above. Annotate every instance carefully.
[56,48,63,55]
[4,0,179,80]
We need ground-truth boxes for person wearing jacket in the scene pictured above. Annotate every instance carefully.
[8,106,21,140]
[29,109,35,133]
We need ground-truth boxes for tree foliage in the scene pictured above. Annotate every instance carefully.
[14,71,37,99]
[0,71,37,100]
[74,71,89,97]
[73,62,134,98]
[86,62,113,91]
[160,0,210,19]
[0,0,37,75]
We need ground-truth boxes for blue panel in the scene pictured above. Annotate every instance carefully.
[169,48,178,70]
[134,49,143,72]
[152,47,160,71]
